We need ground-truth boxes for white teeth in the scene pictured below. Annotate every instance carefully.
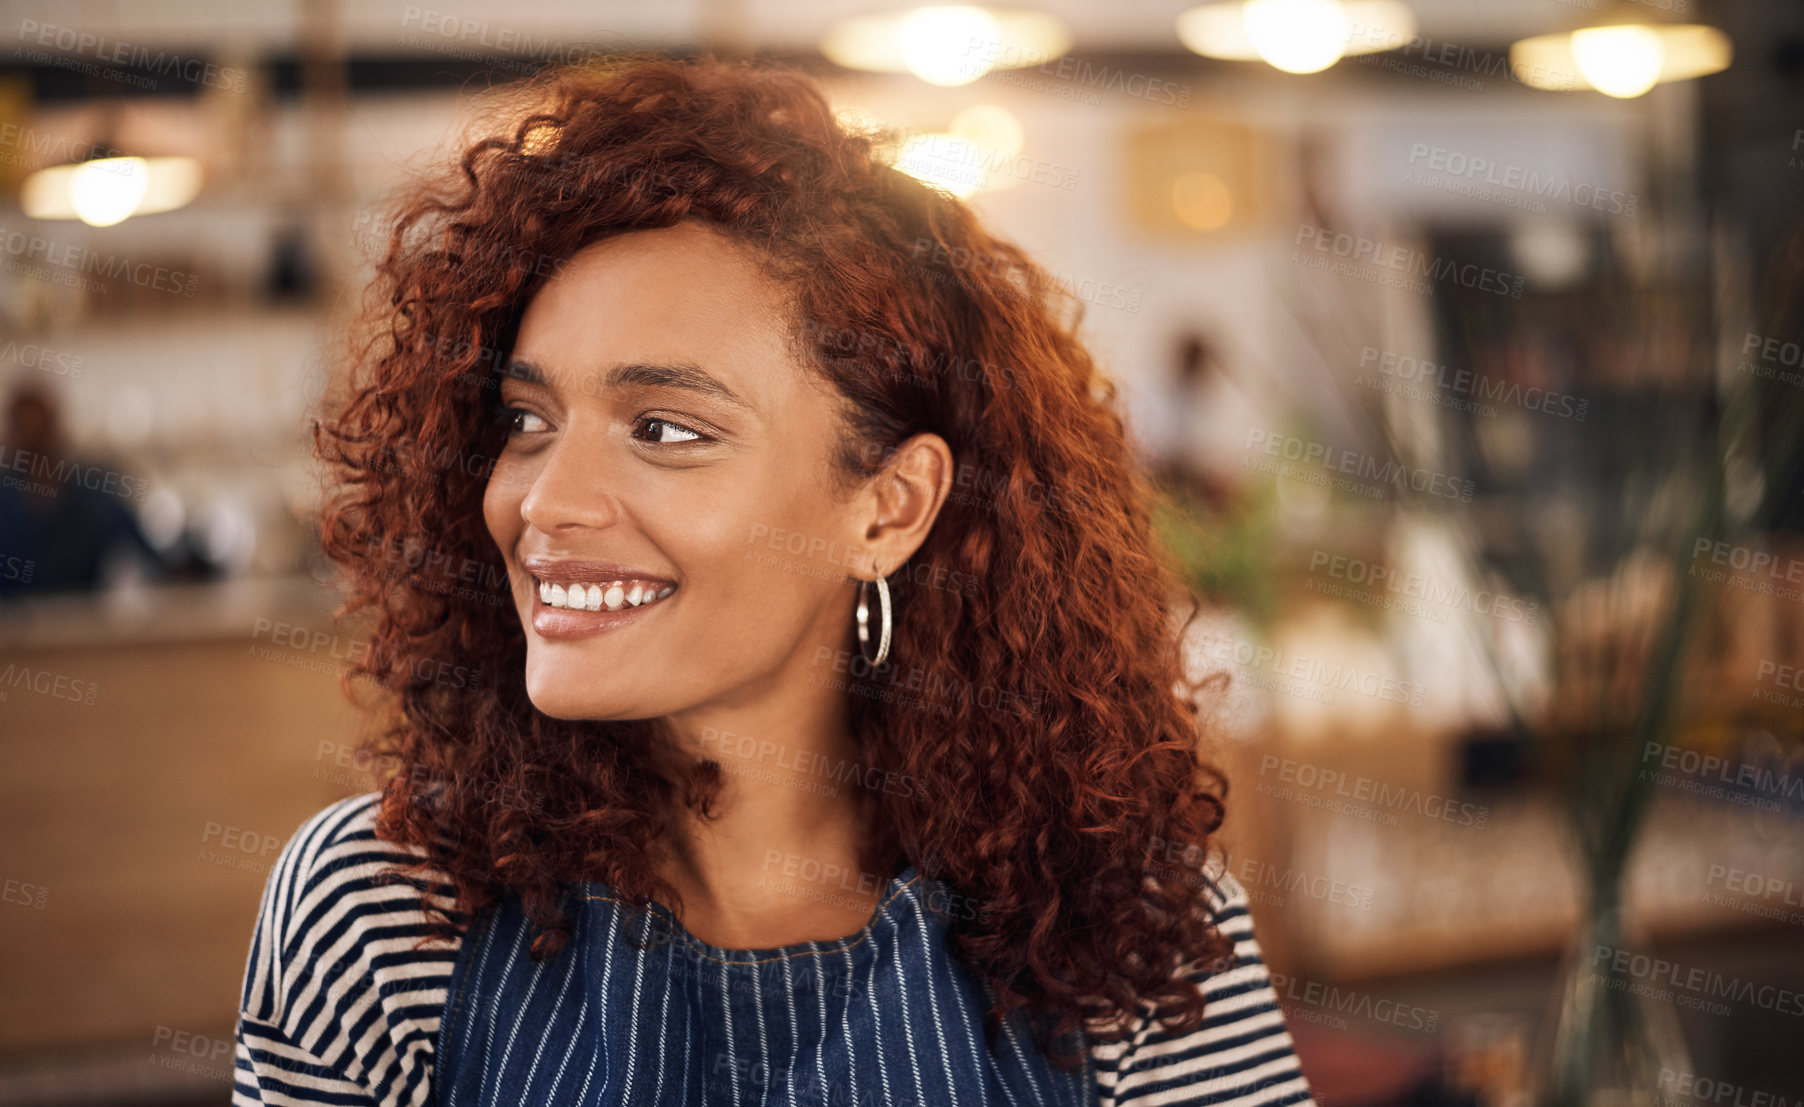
[533,576,678,612]
[533,576,675,611]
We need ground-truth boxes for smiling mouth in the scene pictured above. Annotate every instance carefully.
[533,575,676,613]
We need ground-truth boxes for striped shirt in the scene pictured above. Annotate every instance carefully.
[234,793,1318,1106]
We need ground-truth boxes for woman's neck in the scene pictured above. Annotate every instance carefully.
[652,706,898,949]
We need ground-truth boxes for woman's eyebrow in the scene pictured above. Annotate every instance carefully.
[604,360,756,412]
[501,357,754,413]
[501,358,550,386]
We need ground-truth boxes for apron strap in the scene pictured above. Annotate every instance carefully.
[435,902,500,1091]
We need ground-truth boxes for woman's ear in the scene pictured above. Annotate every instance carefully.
[856,432,953,576]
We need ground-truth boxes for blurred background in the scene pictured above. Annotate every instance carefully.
[1,1,1801,1104]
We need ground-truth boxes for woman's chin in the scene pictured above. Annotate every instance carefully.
[523,678,641,722]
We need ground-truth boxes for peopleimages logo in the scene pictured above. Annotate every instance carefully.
[1656,1069,1791,1107]
[893,131,1080,192]
[0,340,84,380]
[1308,550,1540,626]
[1236,858,1376,911]
[1638,740,1804,805]
[0,230,199,297]
[1195,632,1426,707]
[1740,331,1804,389]
[1359,346,1587,422]
[959,36,1192,107]
[1293,223,1525,299]
[0,123,129,170]
[1343,22,1579,92]
[1592,942,1804,1018]
[700,726,918,799]
[0,663,98,705]
[397,6,611,70]
[1,879,48,910]
[15,20,249,92]
[1268,972,1442,1032]
[1258,755,1489,829]
[1244,429,1476,501]
[0,446,149,502]
[1405,143,1639,216]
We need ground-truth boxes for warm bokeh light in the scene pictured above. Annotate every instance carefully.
[1510,22,1732,97]
[22,155,203,225]
[950,104,1023,159]
[893,132,987,197]
[886,104,1025,197]
[822,5,1072,85]
[1571,24,1666,99]
[68,158,150,227]
[1171,170,1234,229]
[1243,0,1349,74]
[900,6,1002,86]
[1176,0,1415,68]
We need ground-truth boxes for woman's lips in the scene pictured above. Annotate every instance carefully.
[530,587,672,639]
[530,596,666,639]
[519,558,678,640]
[526,574,677,640]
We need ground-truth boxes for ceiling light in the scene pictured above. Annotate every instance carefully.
[1177,0,1416,73]
[1243,0,1349,74]
[823,6,1072,86]
[23,155,202,226]
[1509,20,1729,97]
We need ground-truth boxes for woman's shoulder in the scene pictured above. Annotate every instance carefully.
[234,792,463,1105]
[1194,850,1256,938]
[265,790,417,881]
[1087,848,1318,1107]
[253,794,456,934]
[1172,849,1277,997]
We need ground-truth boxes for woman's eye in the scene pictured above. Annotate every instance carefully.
[633,416,707,445]
[498,406,549,435]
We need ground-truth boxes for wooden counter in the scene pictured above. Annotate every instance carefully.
[0,575,380,1069]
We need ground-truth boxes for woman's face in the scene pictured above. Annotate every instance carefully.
[483,220,940,722]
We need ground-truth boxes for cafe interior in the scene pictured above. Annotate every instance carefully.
[2,0,1801,1103]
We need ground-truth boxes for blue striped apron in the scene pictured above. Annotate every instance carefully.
[435,865,1098,1106]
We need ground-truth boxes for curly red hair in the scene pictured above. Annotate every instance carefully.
[316,51,1236,1070]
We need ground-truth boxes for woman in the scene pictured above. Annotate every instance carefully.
[234,53,1318,1107]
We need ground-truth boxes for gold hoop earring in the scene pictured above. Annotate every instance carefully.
[855,565,893,668]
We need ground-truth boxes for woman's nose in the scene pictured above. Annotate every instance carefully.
[516,422,624,533]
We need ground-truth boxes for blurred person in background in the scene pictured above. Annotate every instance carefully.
[0,380,165,598]
[1142,329,1261,512]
